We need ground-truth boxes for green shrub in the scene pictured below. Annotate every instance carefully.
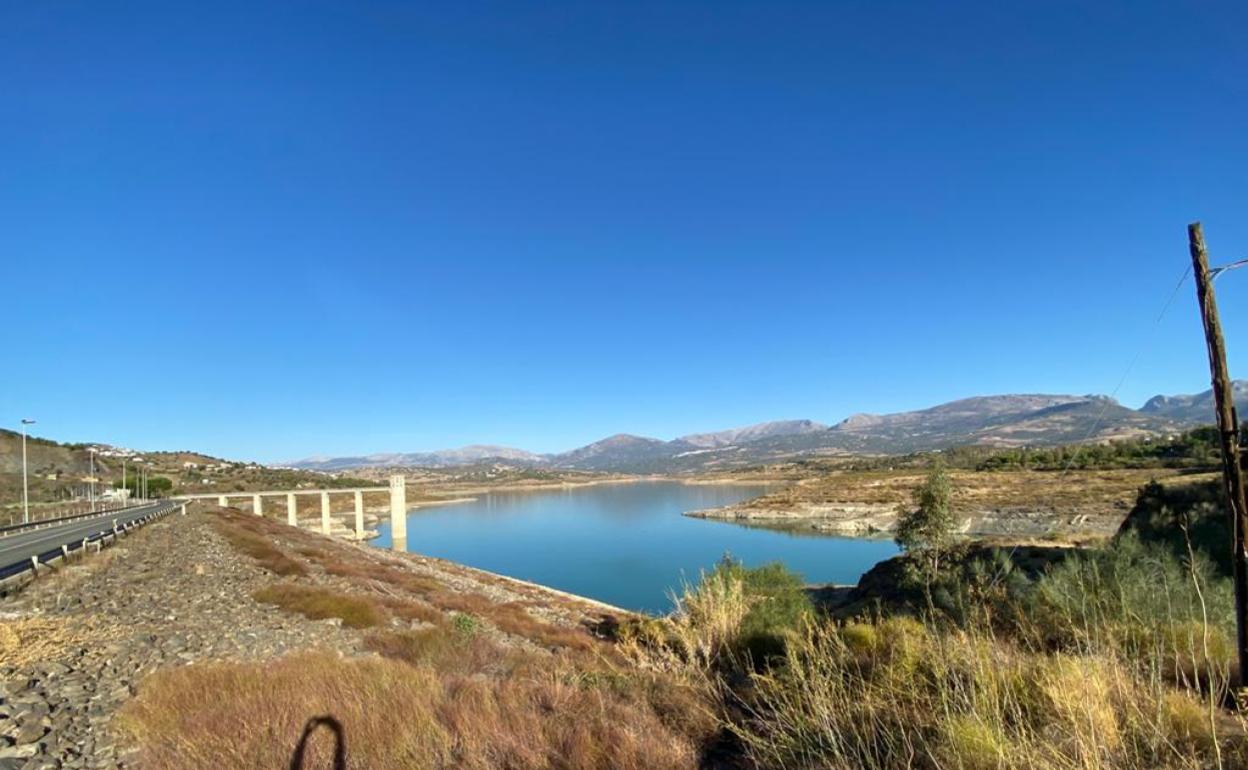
[705,556,813,664]
[1032,534,1233,670]
[452,612,480,637]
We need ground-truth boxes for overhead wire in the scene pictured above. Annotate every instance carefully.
[1057,263,1192,476]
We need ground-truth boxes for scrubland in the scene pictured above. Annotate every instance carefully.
[119,482,1246,769]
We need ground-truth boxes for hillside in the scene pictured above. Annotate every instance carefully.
[0,429,372,507]
[677,419,828,449]
[549,434,679,471]
[1140,380,1248,423]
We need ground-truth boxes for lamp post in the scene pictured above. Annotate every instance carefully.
[20,418,35,524]
[89,448,97,512]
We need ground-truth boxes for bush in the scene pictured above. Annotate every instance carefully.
[451,612,480,637]
[1030,533,1236,692]
[1120,477,1231,575]
[705,556,813,663]
[653,556,813,669]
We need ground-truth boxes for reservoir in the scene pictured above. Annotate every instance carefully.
[372,480,899,613]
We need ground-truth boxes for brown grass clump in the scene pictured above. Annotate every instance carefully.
[295,546,329,560]
[317,557,440,591]
[253,584,387,629]
[435,664,697,770]
[365,625,526,677]
[375,594,446,626]
[212,520,307,577]
[120,652,452,769]
[122,648,705,770]
[0,615,124,668]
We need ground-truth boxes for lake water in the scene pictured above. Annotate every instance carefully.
[371,481,899,614]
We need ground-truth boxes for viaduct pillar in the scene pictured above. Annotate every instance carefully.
[353,490,364,540]
[287,493,297,526]
[389,475,407,551]
[252,494,263,516]
[320,492,331,535]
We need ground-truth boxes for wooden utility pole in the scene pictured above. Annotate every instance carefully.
[1189,221,1248,689]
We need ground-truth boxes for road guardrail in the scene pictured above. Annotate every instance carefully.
[0,501,183,583]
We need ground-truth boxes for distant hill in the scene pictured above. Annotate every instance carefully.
[286,384,1243,474]
[9,384,1241,491]
[1139,380,1248,424]
[819,394,1178,453]
[549,434,676,472]
[678,419,828,449]
[290,445,547,472]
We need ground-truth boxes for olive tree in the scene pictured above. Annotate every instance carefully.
[895,460,957,597]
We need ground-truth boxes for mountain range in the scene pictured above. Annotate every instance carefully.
[287,382,1245,474]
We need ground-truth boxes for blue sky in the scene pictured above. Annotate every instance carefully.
[3,1,1246,462]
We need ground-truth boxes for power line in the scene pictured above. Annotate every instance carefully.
[1057,263,1192,476]
[1211,257,1248,281]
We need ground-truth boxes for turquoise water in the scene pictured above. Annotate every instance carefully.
[371,481,899,614]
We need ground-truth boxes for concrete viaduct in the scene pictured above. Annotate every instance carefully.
[178,475,408,549]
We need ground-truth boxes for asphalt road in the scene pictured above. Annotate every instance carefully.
[0,500,180,579]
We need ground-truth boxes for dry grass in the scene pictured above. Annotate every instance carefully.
[615,569,752,670]
[364,626,523,676]
[428,591,598,651]
[0,614,123,668]
[213,518,307,576]
[121,642,709,770]
[316,555,443,595]
[615,556,1248,770]
[375,594,446,626]
[734,618,1246,770]
[252,583,387,629]
[120,652,453,769]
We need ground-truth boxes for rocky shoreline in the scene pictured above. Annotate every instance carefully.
[685,501,1125,540]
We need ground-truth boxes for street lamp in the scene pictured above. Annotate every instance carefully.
[20,419,35,524]
[89,448,97,512]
